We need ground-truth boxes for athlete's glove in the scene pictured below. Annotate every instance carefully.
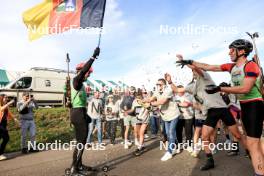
[205,84,221,94]
[175,60,193,68]
[92,47,100,58]
[219,82,231,87]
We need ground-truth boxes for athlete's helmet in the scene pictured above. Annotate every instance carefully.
[229,39,253,56]
[76,62,93,73]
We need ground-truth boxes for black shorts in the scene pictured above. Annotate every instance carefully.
[195,119,205,127]
[240,101,264,138]
[204,108,236,128]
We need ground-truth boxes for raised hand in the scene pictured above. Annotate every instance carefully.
[219,82,231,87]
[176,60,193,68]
[92,47,100,58]
[205,84,221,94]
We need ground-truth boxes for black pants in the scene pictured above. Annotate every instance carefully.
[70,108,89,169]
[0,125,9,155]
[176,118,193,146]
[119,119,125,140]
[106,120,118,144]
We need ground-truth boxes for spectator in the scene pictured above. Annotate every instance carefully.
[0,94,17,160]
[105,95,118,145]
[87,91,104,145]
[120,86,138,149]
[17,92,38,154]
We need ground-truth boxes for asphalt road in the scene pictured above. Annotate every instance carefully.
[0,138,253,176]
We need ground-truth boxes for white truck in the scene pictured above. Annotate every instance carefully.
[0,67,76,106]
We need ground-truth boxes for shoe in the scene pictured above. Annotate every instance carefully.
[135,147,146,156]
[78,164,93,171]
[109,142,115,146]
[227,150,239,156]
[144,134,150,139]
[161,152,173,161]
[86,143,92,148]
[134,148,141,156]
[176,147,181,154]
[194,143,202,152]
[187,146,193,153]
[212,148,217,155]
[100,143,106,146]
[200,158,214,171]
[124,143,129,149]
[0,155,7,161]
[126,141,132,146]
[141,146,146,152]
[191,151,199,158]
[21,148,28,154]
[29,148,39,153]
[68,167,87,176]
[172,148,181,156]
[150,134,157,139]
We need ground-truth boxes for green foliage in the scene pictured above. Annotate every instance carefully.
[5,108,73,153]
[4,108,125,153]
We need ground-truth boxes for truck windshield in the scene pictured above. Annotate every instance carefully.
[11,77,32,89]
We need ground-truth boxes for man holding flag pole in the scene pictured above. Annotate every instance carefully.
[22,0,107,175]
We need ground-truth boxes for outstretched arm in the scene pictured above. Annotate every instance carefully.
[176,54,222,72]
[192,61,222,72]
[0,100,14,112]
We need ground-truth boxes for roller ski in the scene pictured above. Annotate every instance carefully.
[65,165,109,176]
[64,167,89,176]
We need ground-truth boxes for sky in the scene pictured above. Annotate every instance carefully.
[1,0,264,88]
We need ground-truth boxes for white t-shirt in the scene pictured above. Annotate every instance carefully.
[185,82,207,120]
[132,99,143,117]
[105,103,118,121]
[177,94,194,120]
[132,99,150,121]
[185,71,227,110]
[87,98,103,119]
[115,99,124,119]
[153,87,181,121]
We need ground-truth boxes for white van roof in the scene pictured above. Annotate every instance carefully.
[31,67,75,74]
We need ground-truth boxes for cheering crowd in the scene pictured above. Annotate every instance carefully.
[77,38,264,176]
[0,39,264,176]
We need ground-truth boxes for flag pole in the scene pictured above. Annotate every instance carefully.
[97,0,107,47]
[97,27,103,47]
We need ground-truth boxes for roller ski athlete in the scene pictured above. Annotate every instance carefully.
[64,47,100,176]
